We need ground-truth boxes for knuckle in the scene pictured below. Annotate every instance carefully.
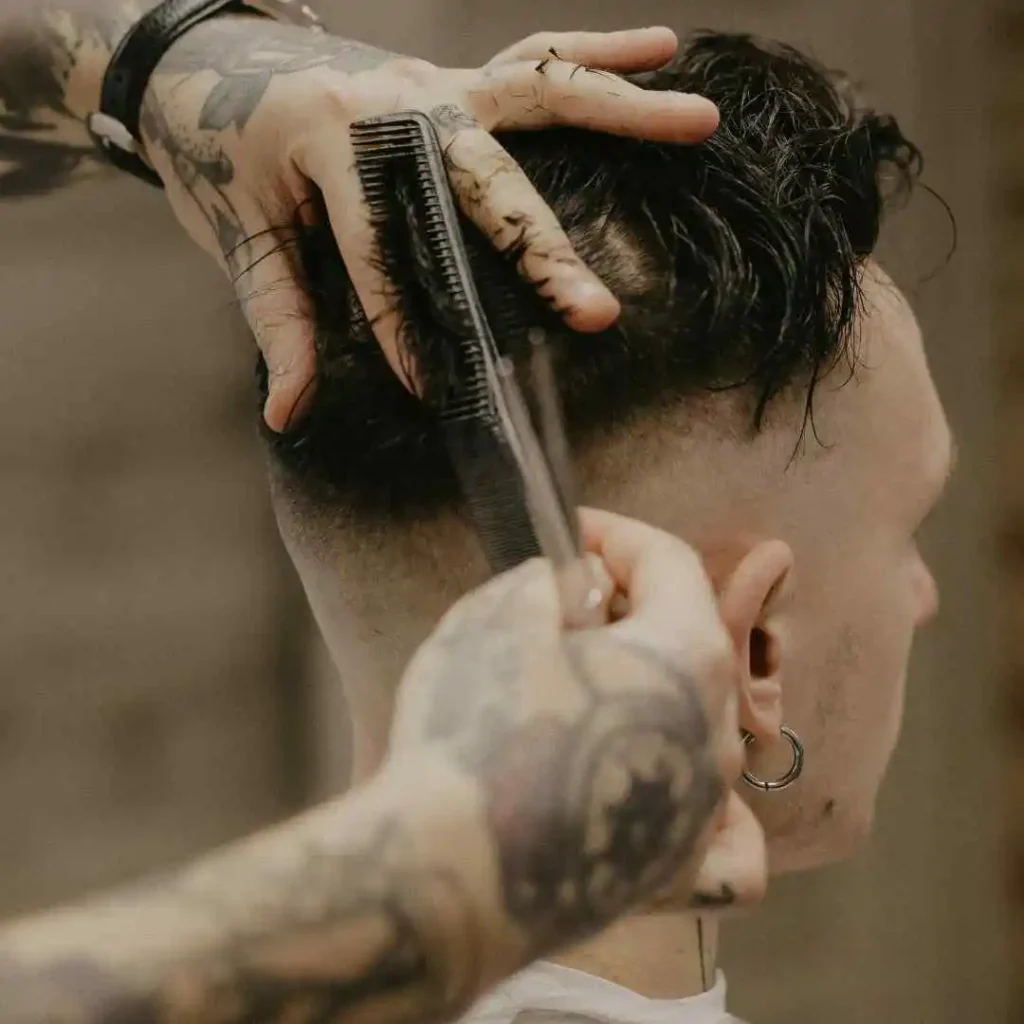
[308,77,360,121]
[476,556,545,605]
[520,31,556,54]
[384,56,438,87]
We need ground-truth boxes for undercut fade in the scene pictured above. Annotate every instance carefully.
[258,32,923,522]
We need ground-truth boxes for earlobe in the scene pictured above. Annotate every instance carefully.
[717,539,793,741]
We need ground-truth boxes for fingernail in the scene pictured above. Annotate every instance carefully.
[263,390,286,434]
[568,279,615,306]
[263,375,317,434]
[282,376,319,432]
[564,280,621,332]
[679,93,720,115]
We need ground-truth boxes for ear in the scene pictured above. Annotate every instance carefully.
[717,539,793,742]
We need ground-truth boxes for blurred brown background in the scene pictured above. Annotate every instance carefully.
[0,0,1014,1021]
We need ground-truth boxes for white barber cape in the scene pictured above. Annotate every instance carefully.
[460,961,746,1024]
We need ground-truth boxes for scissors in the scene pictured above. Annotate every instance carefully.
[491,328,608,631]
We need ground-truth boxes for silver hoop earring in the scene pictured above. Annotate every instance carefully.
[741,725,804,792]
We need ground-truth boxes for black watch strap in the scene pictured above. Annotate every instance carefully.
[90,0,252,187]
[91,0,323,187]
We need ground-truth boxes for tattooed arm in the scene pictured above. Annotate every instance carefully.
[0,0,719,431]
[0,760,497,1024]
[0,511,743,1024]
[0,6,719,430]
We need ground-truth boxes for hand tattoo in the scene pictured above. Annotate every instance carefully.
[152,20,394,133]
[139,21,396,280]
[137,96,252,272]
[428,104,481,136]
[0,813,483,1024]
[416,585,723,959]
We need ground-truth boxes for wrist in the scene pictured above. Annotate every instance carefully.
[12,2,155,131]
[378,752,534,988]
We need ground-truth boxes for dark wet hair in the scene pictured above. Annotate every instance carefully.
[260,31,922,522]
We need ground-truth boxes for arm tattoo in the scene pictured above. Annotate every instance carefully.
[0,2,151,199]
[0,576,724,1020]
[0,811,483,1024]
[0,6,393,202]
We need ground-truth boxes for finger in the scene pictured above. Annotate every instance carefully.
[580,508,707,609]
[435,556,564,641]
[583,552,617,620]
[225,213,320,433]
[579,508,730,659]
[428,105,620,332]
[486,26,678,72]
[300,138,420,389]
[689,794,768,911]
[480,59,720,143]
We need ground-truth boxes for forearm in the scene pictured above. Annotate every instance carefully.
[0,755,522,1024]
[0,2,395,202]
[0,1,159,196]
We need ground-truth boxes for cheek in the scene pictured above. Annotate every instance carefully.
[801,578,918,800]
[786,571,918,793]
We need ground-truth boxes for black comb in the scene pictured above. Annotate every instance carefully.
[350,111,542,574]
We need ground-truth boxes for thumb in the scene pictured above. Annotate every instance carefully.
[231,232,319,434]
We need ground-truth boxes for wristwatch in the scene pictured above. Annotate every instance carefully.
[88,0,325,187]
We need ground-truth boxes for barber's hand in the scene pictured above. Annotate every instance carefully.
[387,509,748,952]
[139,20,718,431]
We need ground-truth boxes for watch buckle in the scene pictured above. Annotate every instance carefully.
[87,112,139,155]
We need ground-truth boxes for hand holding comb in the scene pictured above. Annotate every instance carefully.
[350,111,605,629]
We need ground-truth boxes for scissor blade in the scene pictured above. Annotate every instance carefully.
[528,329,581,549]
[493,359,604,629]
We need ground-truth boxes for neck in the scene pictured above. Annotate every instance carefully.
[550,912,718,999]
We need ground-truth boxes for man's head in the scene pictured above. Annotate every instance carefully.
[262,32,952,874]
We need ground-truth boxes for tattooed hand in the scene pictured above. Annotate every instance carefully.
[0,510,748,1024]
[138,20,720,430]
[389,508,745,956]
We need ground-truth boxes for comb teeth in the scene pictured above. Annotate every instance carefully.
[352,114,494,417]
[445,420,542,568]
[350,112,542,573]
